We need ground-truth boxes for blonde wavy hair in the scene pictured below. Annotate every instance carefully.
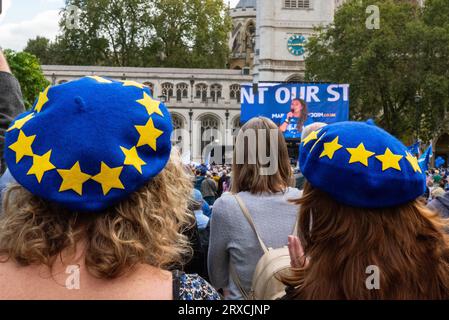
[0,150,195,279]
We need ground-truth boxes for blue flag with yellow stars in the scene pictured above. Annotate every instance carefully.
[4,76,173,212]
[407,141,420,156]
[418,145,433,172]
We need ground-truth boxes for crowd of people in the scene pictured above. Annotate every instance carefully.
[426,168,449,218]
[0,48,449,300]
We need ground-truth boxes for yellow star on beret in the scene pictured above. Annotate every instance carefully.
[346,143,375,167]
[310,133,326,153]
[135,118,164,151]
[320,136,342,160]
[7,113,34,132]
[8,130,36,163]
[34,86,50,113]
[375,148,403,171]
[92,162,125,195]
[121,80,145,89]
[87,76,112,84]
[302,129,322,146]
[27,150,56,183]
[57,161,92,195]
[136,92,163,117]
[405,152,422,173]
[120,146,146,173]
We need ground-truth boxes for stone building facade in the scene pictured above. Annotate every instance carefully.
[253,0,341,82]
[41,65,251,163]
[229,0,256,71]
[40,1,348,163]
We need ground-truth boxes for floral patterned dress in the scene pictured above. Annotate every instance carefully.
[172,270,221,300]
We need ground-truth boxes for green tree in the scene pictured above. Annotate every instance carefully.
[4,50,50,109]
[417,0,449,141]
[52,0,230,68]
[54,0,113,66]
[152,0,231,68]
[24,36,54,65]
[305,0,449,142]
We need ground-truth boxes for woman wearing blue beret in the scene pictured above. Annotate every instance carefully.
[0,77,220,300]
[208,116,301,300]
[281,120,449,299]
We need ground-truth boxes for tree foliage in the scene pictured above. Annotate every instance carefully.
[30,0,231,68]
[24,36,55,65]
[4,50,50,109]
[305,0,449,142]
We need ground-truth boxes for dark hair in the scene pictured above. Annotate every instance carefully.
[292,98,308,130]
[282,181,449,299]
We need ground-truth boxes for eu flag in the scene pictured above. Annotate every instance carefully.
[407,141,420,156]
[418,145,433,172]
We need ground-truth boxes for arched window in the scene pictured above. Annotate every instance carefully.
[171,113,185,130]
[161,82,174,101]
[143,82,154,94]
[210,84,222,103]
[176,83,189,102]
[286,74,304,83]
[232,32,241,53]
[195,84,208,102]
[171,113,185,152]
[230,84,241,103]
[199,115,220,159]
[232,116,241,130]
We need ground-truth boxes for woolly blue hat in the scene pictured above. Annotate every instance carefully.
[4,76,173,212]
[299,121,426,208]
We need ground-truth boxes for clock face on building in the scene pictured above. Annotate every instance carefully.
[287,35,306,56]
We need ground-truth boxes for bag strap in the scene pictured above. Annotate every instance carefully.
[229,263,251,300]
[234,194,269,254]
[292,214,299,236]
[230,193,300,300]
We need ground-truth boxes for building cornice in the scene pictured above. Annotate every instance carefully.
[41,65,253,82]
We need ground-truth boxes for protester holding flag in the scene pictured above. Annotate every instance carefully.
[282,120,449,299]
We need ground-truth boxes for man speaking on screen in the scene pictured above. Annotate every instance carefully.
[279,98,308,139]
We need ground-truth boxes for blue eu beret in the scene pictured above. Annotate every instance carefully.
[4,76,173,212]
[299,121,426,208]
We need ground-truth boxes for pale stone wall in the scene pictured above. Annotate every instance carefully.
[254,0,338,82]
[41,65,251,163]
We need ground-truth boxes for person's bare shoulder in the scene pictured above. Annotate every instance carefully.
[0,260,174,300]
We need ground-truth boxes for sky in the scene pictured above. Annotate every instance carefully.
[0,0,240,51]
